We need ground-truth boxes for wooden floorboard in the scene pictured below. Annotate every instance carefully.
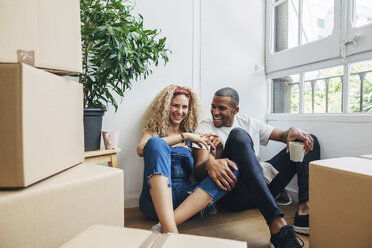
[125,203,309,248]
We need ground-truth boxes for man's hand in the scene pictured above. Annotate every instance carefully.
[286,127,314,154]
[205,157,238,191]
[208,136,224,158]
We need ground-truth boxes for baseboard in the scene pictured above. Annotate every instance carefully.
[124,196,139,208]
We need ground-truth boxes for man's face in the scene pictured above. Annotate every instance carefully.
[210,96,239,127]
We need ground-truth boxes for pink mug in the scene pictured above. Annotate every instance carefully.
[102,131,120,149]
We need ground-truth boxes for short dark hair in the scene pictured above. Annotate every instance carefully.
[214,87,239,107]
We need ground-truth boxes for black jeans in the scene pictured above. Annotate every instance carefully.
[217,128,320,225]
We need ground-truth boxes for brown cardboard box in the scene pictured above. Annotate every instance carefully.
[0,0,82,74]
[309,157,372,248]
[0,164,124,248]
[0,63,84,187]
[60,225,247,248]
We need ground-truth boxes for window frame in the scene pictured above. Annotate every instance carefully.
[344,0,372,57]
[266,0,372,121]
[265,0,342,73]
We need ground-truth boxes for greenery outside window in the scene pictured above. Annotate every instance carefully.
[270,60,372,114]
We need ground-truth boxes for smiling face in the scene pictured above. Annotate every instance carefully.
[211,95,239,127]
[169,94,190,126]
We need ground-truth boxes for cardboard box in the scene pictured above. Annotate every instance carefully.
[360,154,372,160]
[0,63,84,187]
[0,164,124,248]
[309,157,372,248]
[0,0,82,74]
[60,225,247,248]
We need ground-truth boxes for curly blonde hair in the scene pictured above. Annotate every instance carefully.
[142,85,200,136]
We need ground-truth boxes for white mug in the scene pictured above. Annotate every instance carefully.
[289,141,305,162]
[102,130,120,149]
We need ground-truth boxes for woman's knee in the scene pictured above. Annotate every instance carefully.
[143,137,171,175]
[143,137,169,156]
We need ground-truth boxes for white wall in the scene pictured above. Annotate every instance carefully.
[199,1,266,120]
[102,0,267,207]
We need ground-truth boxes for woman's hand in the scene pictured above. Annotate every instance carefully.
[184,133,218,150]
[208,136,224,158]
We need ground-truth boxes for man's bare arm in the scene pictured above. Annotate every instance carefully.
[270,127,314,154]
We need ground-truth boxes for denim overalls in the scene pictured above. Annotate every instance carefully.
[139,137,238,220]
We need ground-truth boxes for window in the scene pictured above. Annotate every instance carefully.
[272,74,300,113]
[266,0,372,115]
[353,0,372,28]
[266,0,339,72]
[303,66,343,113]
[270,60,372,114]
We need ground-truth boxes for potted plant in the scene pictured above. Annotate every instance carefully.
[80,0,170,151]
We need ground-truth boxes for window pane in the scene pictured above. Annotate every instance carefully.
[328,77,343,113]
[349,60,372,113]
[274,0,299,52]
[302,0,334,45]
[290,83,300,113]
[304,66,343,113]
[272,74,300,113]
[353,0,372,28]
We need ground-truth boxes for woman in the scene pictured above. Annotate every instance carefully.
[137,85,238,233]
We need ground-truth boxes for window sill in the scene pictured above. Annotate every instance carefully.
[266,113,372,123]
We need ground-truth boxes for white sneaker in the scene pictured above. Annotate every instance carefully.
[151,223,162,233]
[275,190,293,206]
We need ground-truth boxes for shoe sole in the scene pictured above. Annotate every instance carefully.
[276,199,293,206]
[293,225,309,235]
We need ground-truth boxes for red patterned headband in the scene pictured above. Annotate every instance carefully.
[174,88,190,98]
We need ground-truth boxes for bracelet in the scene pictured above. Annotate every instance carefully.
[180,133,185,143]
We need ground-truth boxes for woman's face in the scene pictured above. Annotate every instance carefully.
[169,94,189,126]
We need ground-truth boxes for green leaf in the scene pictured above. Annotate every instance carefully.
[80,0,171,112]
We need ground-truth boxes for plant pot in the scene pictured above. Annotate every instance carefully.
[83,108,105,151]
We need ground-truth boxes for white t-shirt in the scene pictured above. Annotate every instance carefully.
[194,114,278,184]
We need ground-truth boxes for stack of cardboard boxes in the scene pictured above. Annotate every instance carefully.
[0,0,124,247]
[0,1,248,247]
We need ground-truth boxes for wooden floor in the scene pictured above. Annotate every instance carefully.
[125,203,309,248]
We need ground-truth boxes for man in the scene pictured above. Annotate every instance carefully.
[193,87,320,248]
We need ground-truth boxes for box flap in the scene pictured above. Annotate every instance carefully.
[0,164,123,201]
[60,225,154,248]
[310,157,372,176]
[162,233,247,248]
[60,225,247,248]
[360,154,372,160]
